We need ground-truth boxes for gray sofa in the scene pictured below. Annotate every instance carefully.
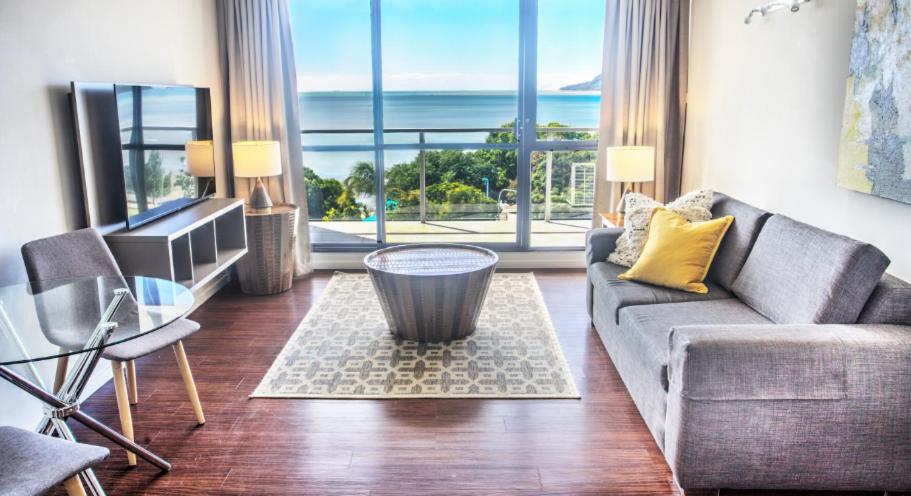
[585,193,911,492]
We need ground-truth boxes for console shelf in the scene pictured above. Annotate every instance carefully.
[105,198,248,291]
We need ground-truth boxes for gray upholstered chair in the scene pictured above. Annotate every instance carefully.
[21,228,206,466]
[0,425,109,496]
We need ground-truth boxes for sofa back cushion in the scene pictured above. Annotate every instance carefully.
[707,193,771,290]
[731,215,890,324]
[857,274,911,325]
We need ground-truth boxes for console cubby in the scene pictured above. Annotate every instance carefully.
[214,204,247,266]
[105,198,248,291]
[171,233,194,287]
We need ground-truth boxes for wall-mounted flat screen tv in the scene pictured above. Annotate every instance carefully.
[114,84,216,229]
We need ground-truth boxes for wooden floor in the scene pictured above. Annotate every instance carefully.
[59,270,890,495]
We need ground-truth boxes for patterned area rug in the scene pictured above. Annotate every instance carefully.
[251,272,580,399]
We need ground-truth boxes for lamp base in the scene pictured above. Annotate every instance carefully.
[249,177,273,212]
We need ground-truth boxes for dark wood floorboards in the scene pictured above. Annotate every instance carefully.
[56,270,891,495]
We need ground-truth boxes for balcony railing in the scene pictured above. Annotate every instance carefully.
[300,126,598,224]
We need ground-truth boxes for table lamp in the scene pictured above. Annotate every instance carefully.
[233,140,282,211]
[185,140,215,197]
[605,145,655,214]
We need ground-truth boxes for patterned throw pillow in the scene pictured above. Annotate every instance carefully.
[607,189,714,267]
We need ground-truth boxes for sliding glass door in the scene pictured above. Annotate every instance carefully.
[381,0,520,246]
[530,0,603,247]
[293,0,378,245]
[290,0,604,250]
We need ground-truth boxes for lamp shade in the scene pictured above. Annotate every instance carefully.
[232,140,282,178]
[605,146,655,182]
[185,140,215,177]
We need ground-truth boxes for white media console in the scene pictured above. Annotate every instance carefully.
[104,198,247,292]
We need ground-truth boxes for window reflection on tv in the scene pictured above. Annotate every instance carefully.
[114,84,215,229]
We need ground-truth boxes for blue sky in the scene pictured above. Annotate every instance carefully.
[289,0,604,91]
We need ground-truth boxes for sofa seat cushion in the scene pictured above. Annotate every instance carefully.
[102,318,200,361]
[732,215,890,324]
[618,299,771,391]
[707,193,771,290]
[590,261,733,325]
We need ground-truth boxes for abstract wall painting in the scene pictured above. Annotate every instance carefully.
[837,0,911,204]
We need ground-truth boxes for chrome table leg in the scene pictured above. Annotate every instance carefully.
[0,365,172,471]
[37,288,128,437]
[0,287,172,477]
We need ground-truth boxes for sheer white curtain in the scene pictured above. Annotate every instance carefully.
[593,0,689,223]
[217,0,312,276]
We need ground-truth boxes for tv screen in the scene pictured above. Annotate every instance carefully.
[114,84,216,229]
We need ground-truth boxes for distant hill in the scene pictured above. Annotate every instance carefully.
[560,74,601,91]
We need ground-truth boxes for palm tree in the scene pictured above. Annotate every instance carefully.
[344,161,375,196]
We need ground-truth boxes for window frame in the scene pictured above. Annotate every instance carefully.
[299,0,600,252]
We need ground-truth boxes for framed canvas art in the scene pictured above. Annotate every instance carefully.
[837,0,911,204]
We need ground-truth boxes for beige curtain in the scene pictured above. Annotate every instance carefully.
[592,0,689,224]
[217,0,312,277]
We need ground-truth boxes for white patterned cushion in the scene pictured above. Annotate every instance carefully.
[607,189,714,267]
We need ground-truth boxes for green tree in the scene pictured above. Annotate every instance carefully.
[303,167,365,221]
[344,161,375,196]
[385,160,420,193]
[174,158,197,197]
[531,148,597,204]
[475,121,517,193]
[144,151,172,206]
[386,149,498,198]
[423,181,491,205]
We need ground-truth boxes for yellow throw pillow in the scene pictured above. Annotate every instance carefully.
[618,207,734,294]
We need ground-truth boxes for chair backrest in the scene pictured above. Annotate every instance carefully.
[21,229,129,349]
[21,228,123,283]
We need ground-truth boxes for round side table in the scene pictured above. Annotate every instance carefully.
[237,204,299,295]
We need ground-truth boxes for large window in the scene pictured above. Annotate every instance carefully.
[290,0,604,249]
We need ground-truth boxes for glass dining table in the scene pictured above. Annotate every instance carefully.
[0,276,194,493]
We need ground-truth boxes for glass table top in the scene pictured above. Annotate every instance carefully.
[0,276,194,366]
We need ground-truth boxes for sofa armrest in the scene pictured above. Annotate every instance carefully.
[585,227,623,266]
[664,323,911,491]
[585,228,624,318]
[667,324,911,400]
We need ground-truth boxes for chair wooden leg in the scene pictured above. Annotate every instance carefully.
[126,359,138,405]
[53,349,69,393]
[63,475,86,496]
[110,360,137,465]
[173,341,206,425]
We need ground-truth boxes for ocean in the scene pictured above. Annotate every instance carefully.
[300,91,601,180]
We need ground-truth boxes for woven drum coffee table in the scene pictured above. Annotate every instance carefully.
[364,244,498,342]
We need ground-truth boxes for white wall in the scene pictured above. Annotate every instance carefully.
[0,0,224,429]
[684,0,911,281]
